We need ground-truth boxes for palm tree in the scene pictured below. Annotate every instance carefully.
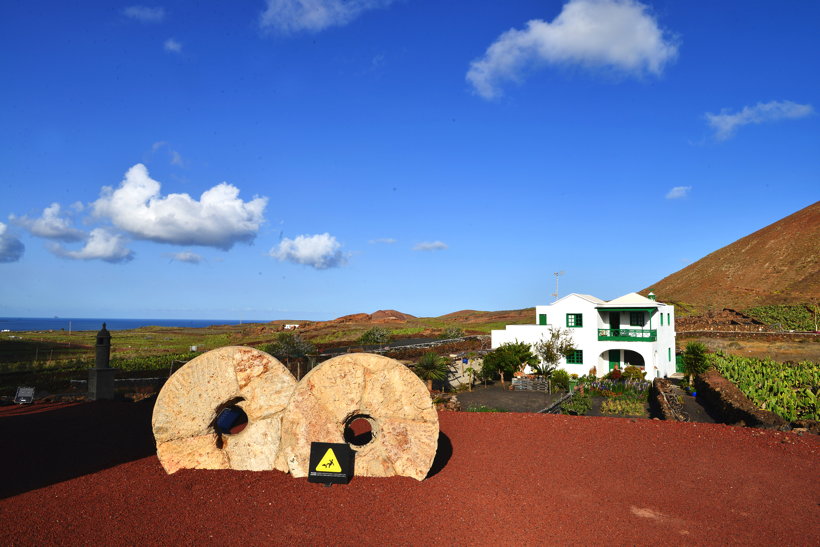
[682,341,709,386]
[414,352,450,392]
[464,367,477,391]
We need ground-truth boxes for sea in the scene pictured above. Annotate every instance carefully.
[0,317,263,332]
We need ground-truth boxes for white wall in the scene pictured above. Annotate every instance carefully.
[491,293,678,379]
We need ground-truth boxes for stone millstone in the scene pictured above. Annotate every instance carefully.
[152,346,296,474]
[280,353,439,481]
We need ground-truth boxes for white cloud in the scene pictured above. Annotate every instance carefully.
[705,100,814,141]
[92,163,267,250]
[413,241,448,251]
[665,186,691,199]
[369,237,396,244]
[123,6,166,23]
[467,0,679,100]
[169,251,203,264]
[151,141,185,166]
[0,222,25,263]
[260,0,395,33]
[270,233,347,269]
[164,38,182,53]
[51,228,134,263]
[10,203,85,242]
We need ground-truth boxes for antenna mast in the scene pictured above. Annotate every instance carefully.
[552,271,565,302]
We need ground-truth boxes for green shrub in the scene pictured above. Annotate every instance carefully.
[481,342,538,385]
[359,327,391,345]
[621,365,646,381]
[552,369,570,391]
[439,326,465,339]
[561,392,591,415]
[262,333,315,363]
[576,374,596,384]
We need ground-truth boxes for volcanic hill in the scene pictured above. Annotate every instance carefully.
[333,310,417,323]
[643,201,820,311]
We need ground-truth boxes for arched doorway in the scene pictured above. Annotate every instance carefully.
[623,350,645,368]
[599,349,647,372]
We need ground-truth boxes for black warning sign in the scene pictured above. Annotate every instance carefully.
[308,442,354,485]
[14,386,35,404]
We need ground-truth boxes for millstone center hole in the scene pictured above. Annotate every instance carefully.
[343,414,375,447]
[211,397,248,449]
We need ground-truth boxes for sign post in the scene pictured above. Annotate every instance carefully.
[307,442,354,486]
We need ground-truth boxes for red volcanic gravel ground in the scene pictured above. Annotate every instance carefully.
[1,400,818,546]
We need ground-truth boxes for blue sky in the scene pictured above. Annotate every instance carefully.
[1,0,818,321]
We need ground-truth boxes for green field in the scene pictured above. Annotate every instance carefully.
[744,304,818,332]
[0,315,502,396]
[708,352,819,422]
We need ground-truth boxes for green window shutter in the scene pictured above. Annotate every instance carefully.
[668,348,671,361]
[660,314,664,326]
[567,350,583,364]
[538,313,547,325]
[566,313,582,327]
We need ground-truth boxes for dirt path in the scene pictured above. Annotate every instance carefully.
[0,402,818,545]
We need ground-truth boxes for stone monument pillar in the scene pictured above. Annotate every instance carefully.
[88,323,116,400]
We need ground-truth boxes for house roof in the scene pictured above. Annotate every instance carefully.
[598,292,660,308]
[576,294,606,304]
[550,293,606,306]
[547,292,667,308]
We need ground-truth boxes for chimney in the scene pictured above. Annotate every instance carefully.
[648,291,656,301]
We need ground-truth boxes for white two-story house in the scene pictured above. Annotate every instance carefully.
[491,291,676,379]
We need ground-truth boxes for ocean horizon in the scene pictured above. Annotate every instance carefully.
[0,317,269,332]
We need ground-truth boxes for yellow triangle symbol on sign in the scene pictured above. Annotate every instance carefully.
[315,448,342,472]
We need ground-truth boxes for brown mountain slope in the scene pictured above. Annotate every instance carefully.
[332,309,417,323]
[438,308,534,324]
[643,201,820,311]
[371,309,417,321]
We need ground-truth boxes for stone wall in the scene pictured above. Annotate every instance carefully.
[678,331,817,342]
[650,378,679,421]
[694,369,789,430]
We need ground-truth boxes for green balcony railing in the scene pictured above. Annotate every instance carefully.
[598,328,657,342]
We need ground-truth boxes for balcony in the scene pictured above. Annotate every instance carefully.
[598,328,657,342]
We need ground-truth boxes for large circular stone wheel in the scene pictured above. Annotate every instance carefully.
[152,346,296,474]
[280,353,439,481]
